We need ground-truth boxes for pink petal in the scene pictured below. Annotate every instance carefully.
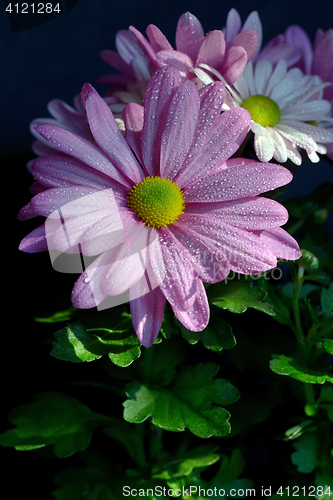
[82,83,143,185]
[176,107,251,188]
[129,26,160,69]
[196,30,226,69]
[224,8,242,44]
[184,159,292,202]
[122,103,144,166]
[19,224,48,253]
[284,25,313,73]
[222,45,248,84]
[100,50,133,77]
[141,66,184,177]
[34,124,132,189]
[182,214,277,274]
[130,284,166,347]
[71,252,109,308]
[242,11,263,57]
[228,30,258,63]
[256,227,302,260]
[175,12,205,63]
[146,24,173,52]
[31,155,118,191]
[115,29,148,66]
[172,278,210,331]
[157,49,194,76]
[185,196,289,230]
[160,80,200,179]
[149,228,198,312]
[170,222,230,283]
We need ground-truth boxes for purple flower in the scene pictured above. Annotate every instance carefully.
[19,67,301,347]
[99,10,259,105]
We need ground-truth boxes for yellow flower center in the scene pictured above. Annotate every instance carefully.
[127,176,185,228]
[241,94,281,127]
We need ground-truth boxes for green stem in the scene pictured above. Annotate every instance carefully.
[292,266,306,347]
[291,265,316,408]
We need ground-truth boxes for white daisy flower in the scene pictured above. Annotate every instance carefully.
[228,59,333,165]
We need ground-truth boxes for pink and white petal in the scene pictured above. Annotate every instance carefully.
[256,227,302,260]
[253,127,275,162]
[269,128,288,163]
[82,83,143,185]
[34,124,132,188]
[122,103,144,166]
[196,30,226,69]
[146,24,173,52]
[228,30,258,62]
[172,279,210,332]
[19,224,48,253]
[160,80,200,179]
[169,221,230,283]
[183,215,277,274]
[176,106,251,188]
[282,100,331,121]
[184,159,292,202]
[275,122,318,150]
[281,120,333,144]
[149,228,198,312]
[269,67,304,103]
[222,45,248,84]
[254,59,273,95]
[185,196,289,230]
[175,12,205,63]
[266,59,288,97]
[141,66,184,177]
[130,283,166,347]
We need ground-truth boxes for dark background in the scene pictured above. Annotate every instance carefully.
[1,0,333,496]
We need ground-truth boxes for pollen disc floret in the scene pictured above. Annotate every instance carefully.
[127,176,186,228]
[241,95,281,127]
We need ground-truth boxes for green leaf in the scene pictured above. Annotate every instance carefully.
[0,392,111,457]
[322,339,333,355]
[34,306,77,323]
[51,322,141,367]
[123,363,240,438]
[180,316,236,352]
[211,449,245,484]
[152,444,220,480]
[321,284,333,316]
[270,355,333,384]
[258,278,294,328]
[209,278,274,316]
[291,432,318,473]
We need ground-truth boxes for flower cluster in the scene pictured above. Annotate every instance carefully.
[19,9,333,347]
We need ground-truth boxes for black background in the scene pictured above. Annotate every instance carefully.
[1,0,333,497]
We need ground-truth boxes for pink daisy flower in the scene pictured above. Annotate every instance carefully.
[19,67,301,347]
[99,10,258,107]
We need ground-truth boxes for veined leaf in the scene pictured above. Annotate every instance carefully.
[123,363,240,438]
[270,355,333,384]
